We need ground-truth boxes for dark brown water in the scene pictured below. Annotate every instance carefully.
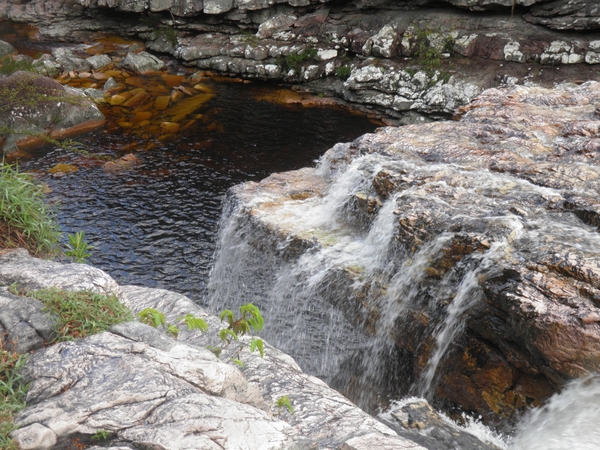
[19,80,378,304]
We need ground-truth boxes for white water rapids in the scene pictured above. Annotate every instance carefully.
[208,150,600,448]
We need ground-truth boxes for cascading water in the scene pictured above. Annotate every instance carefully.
[510,375,600,450]
[208,126,600,447]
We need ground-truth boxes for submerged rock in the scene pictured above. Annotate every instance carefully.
[210,82,600,423]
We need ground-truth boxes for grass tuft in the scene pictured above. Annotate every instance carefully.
[0,340,28,450]
[25,287,133,342]
[0,163,61,257]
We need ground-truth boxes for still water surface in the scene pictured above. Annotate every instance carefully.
[20,80,378,303]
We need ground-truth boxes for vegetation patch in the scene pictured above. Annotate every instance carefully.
[0,56,36,76]
[139,303,265,367]
[0,163,61,256]
[0,341,28,450]
[411,27,454,85]
[19,287,133,342]
[336,65,351,80]
[278,48,318,73]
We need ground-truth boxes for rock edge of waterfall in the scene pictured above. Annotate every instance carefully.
[0,249,503,450]
[213,81,600,424]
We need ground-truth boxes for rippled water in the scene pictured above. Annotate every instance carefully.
[19,81,378,303]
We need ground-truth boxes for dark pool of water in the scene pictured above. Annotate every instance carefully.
[20,80,378,305]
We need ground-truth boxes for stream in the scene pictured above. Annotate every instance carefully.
[4,24,600,449]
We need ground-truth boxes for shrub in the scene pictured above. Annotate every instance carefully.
[336,65,351,80]
[280,48,318,73]
[0,163,61,256]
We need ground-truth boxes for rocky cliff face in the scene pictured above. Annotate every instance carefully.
[0,0,599,120]
[208,81,600,423]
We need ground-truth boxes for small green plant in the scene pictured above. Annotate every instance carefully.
[411,27,453,83]
[65,231,92,263]
[137,304,265,366]
[0,341,28,450]
[0,56,36,76]
[280,48,318,73]
[276,395,294,414]
[219,303,264,367]
[336,65,351,80]
[155,25,178,47]
[91,430,112,441]
[137,308,209,339]
[240,29,260,47]
[25,287,133,342]
[0,162,61,256]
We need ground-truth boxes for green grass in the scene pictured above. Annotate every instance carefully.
[0,163,61,256]
[0,343,28,450]
[24,287,133,342]
[0,56,36,76]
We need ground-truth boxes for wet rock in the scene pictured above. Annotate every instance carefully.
[103,153,141,172]
[120,51,165,74]
[380,399,505,450]
[86,54,112,70]
[0,40,16,58]
[221,82,600,422]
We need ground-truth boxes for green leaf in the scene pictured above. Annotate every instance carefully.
[179,314,209,333]
[137,308,166,329]
[232,359,244,368]
[219,309,234,324]
[250,337,264,358]
[276,395,294,414]
[166,324,180,339]
[219,328,238,342]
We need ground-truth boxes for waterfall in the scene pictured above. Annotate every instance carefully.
[510,375,600,450]
[208,138,600,431]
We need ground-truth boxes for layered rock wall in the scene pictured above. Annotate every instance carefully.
[1,0,599,119]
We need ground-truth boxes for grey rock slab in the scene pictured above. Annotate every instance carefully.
[0,40,16,58]
[10,423,57,450]
[119,285,423,449]
[16,323,281,448]
[56,86,105,128]
[120,51,165,73]
[0,249,120,297]
[0,288,56,353]
[203,0,234,14]
[86,54,112,70]
[119,393,296,450]
[257,14,298,38]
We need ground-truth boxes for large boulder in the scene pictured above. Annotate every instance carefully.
[209,81,600,422]
[0,71,105,154]
[0,250,436,450]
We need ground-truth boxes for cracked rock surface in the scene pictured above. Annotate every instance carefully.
[1,250,429,450]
